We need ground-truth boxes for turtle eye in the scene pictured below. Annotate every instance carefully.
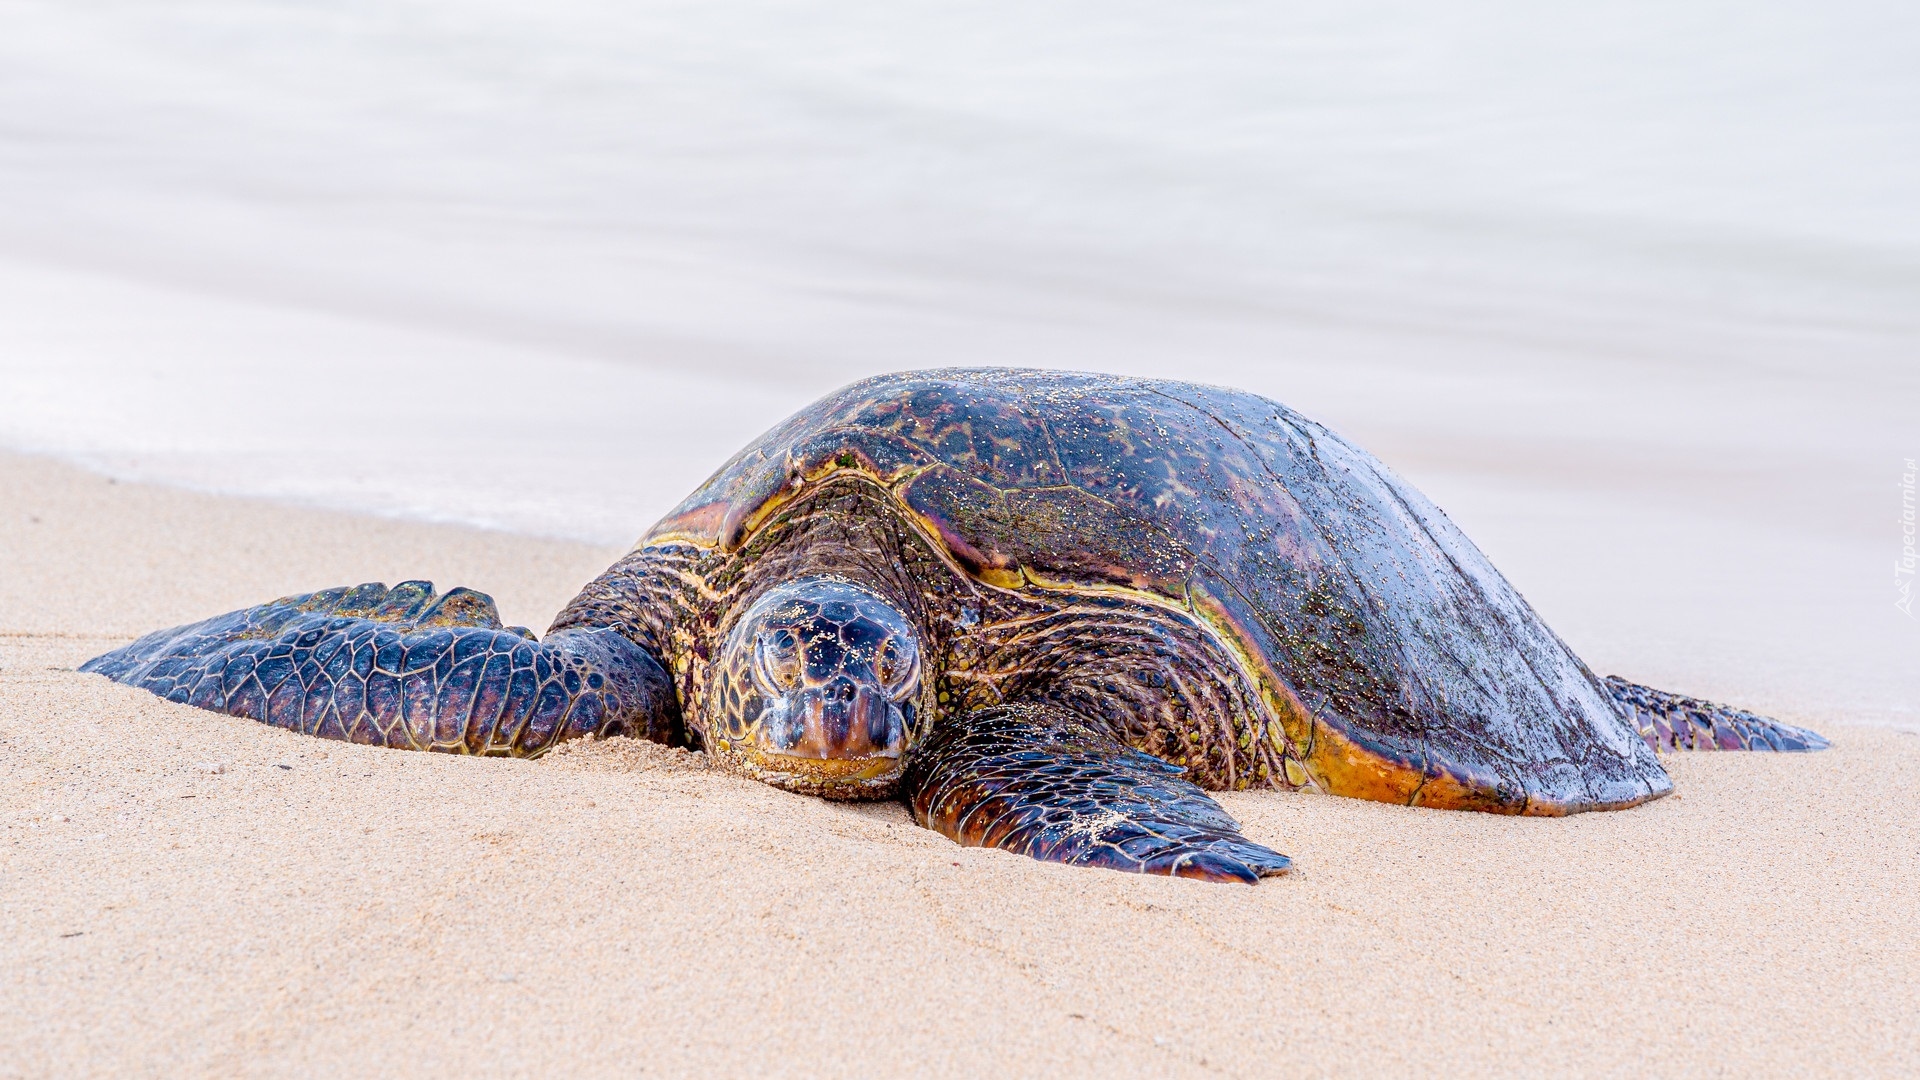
[872,636,920,700]
[755,629,802,693]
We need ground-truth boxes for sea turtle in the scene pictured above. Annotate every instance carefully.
[82,368,1827,883]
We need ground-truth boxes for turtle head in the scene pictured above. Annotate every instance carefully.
[707,577,923,798]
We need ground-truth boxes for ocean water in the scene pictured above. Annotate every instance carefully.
[1,1,1915,721]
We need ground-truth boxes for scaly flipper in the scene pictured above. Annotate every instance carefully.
[904,704,1291,884]
[1606,676,1827,752]
[80,582,678,755]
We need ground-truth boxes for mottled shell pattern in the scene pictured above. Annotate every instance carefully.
[644,368,1670,814]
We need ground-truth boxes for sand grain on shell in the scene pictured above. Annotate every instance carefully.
[2,451,1916,1077]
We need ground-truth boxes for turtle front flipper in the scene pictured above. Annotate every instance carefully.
[80,582,678,755]
[904,704,1291,884]
[1605,676,1828,752]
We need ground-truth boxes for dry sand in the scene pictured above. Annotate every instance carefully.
[3,449,1916,1077]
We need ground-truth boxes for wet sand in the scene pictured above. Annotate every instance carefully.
[3,450,1916,1077]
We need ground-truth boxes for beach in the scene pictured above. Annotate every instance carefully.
[3,1,1918,1073]
[3,449,1917,1076]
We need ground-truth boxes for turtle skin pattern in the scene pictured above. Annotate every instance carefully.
[1607,677,1828,753]
[80,582,677,754]
[906,704,1292,884]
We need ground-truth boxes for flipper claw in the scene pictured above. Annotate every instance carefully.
[370,580,436,621]
[415,587,504,629]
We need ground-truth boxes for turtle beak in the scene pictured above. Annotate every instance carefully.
[763,676,904,760]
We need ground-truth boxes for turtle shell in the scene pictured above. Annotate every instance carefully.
[647,368,1670,814]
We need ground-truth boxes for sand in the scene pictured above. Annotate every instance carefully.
[3,449,1917,1078]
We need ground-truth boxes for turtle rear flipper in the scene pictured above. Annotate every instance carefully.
[1605,676,1828,752]
[80,582,679,755]
[905,704,1291,884]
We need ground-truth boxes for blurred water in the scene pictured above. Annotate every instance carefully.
[0,1,1915,720]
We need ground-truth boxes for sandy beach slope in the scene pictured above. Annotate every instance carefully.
[4,450,1916,1077]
